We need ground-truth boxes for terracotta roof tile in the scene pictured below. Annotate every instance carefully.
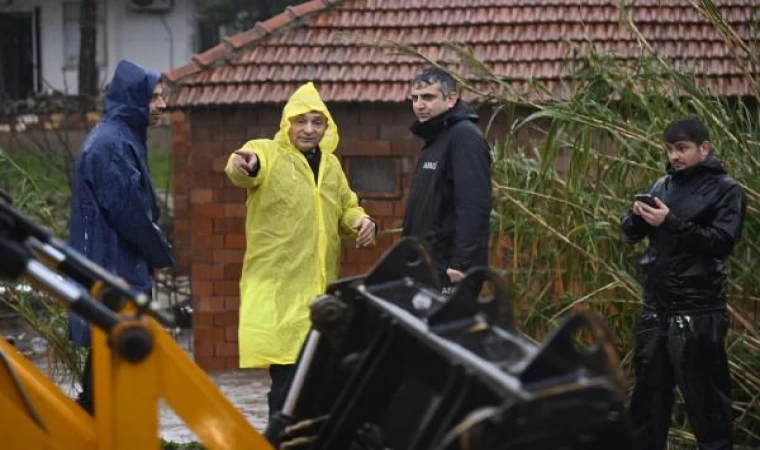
[259,11,295,31]
[290,0,331,17]
[192,43,232,69]
[163,61,200,84]
[223,28,266,50]
[165,0,760,106]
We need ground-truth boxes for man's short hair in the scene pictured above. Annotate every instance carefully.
[664,118,711,145]
[411,67,458,97]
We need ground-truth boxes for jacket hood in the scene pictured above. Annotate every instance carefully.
[105,60,160,131]
[667,152,726,179]
[410,100,479,144]
[273,82,339,154]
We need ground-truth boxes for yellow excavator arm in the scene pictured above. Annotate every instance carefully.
[0,192,271,450]
[0,191,632,450]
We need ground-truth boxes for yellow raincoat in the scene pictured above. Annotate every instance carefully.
[225,82,368,368]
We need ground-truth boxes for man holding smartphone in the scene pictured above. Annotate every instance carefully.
[621,118,745,450]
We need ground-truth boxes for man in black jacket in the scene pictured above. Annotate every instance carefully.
[621,118,745,450]
[403,68,492,295]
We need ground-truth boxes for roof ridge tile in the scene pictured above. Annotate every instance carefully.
[192,42,234,69]
[166,0,342,84]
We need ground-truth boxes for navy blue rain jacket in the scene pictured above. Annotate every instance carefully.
[68,60,173,346]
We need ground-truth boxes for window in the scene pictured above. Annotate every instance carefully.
[0,11,39,98]
[63,2,106,68]
[346,156,401,199]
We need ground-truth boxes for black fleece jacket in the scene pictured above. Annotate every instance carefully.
[621,154,746,312]
[402,100,492,277]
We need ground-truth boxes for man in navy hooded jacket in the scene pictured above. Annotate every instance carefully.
[68,59,174,413]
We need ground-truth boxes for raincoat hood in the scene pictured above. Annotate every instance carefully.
[105,60,160,142]
[273,82,339,154]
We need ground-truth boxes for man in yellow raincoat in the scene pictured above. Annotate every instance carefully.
[225,82,376,416]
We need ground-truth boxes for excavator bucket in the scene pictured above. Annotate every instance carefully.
[267,238,632,450]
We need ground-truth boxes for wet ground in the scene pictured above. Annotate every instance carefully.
[159,368,271,443]
[0,312,271,444]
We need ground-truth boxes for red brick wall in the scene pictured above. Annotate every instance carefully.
[171,103,533,370]
[172,104,420,370]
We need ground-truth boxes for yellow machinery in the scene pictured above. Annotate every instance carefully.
[0,192,273,450]
[0,190,632,449]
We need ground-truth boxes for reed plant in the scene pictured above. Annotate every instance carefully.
[0,149,84,385]
[380,0,759,445]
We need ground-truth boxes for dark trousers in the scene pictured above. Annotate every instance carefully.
[629,308,733,450]
[77,349,94,414]
[268,363,297,417]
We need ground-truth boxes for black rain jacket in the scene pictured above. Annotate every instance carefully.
[402,100,492,277]
[621,154,746,312]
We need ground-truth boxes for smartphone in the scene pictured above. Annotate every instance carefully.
[635,194,658,208]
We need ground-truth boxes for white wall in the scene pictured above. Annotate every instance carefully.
[2,0,196,95]
[98,0,196,90]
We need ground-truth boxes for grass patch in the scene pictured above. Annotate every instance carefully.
[149,150,173,191]
[0,148,172,195]
[0,150,70,195]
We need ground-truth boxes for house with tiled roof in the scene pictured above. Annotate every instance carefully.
[1,0,197,98]
[163,0,759,370]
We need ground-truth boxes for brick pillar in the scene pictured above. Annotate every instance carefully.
[171,110,191,274]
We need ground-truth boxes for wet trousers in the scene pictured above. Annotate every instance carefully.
[629,307,733,450]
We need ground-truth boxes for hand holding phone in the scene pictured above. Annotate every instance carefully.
[635,194,658,208]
